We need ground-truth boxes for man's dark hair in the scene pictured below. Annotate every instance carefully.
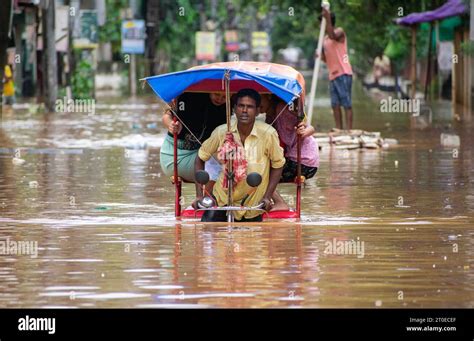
[318,12,336,26]
[235,88,261,107]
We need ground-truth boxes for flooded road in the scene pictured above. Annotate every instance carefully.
[0,83,473,308]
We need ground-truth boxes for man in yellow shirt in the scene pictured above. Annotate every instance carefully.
[3,64,15,105]
[194,88,285,222]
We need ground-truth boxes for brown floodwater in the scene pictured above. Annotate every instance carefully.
[0,82,473,308]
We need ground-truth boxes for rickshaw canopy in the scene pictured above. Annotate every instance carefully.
[144,61,305,105]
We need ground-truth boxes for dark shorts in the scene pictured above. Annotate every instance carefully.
[3,96,15,105]
[201,210,263,222]
[330,74,352,108]
[281,160,318,182]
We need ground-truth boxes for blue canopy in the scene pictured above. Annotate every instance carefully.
[143,62,305,105]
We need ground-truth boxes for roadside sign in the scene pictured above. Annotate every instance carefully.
[73,10,98,49]
[251,31,269,55]
[121,20,145,54]
[196,31,216,61]
[224,30,239,52]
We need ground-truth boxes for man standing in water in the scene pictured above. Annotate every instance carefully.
[3,64,15,105]
[318,8,354,130]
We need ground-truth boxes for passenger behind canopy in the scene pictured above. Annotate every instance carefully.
[160,92,226,191]
[260,94,320,211]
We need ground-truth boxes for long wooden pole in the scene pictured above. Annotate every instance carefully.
[307,1,329,125]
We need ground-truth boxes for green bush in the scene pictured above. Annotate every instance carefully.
[72,58,94,99]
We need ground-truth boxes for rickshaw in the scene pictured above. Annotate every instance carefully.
[143,61,307,221]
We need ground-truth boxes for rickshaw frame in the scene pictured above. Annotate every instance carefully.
[144,62,307,221]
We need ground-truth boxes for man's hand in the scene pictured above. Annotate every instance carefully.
[260,197,272,212]
[295,122,315,138]
[322,7,330,20]
[192,196,203,210]
[168,120,182,135]
[315,49,326,62]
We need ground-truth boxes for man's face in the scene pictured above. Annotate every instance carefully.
[209,93,226,106]
[259,94,270,113]
[235,96,258,125]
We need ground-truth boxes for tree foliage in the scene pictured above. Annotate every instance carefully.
[96,0,450,74]
[99,0,129,57]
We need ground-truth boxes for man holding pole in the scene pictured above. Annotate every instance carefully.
[318,7,354,130]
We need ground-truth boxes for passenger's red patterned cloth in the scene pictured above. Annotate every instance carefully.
[218,132,247,189]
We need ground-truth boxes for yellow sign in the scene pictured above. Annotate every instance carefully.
[251,31,269,54]
[196,32,216,61]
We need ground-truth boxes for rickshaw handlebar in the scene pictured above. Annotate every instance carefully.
[197,202,265,211]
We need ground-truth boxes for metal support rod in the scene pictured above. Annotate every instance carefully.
[224,70,234,222]
[173,116,181,217]
[296,101,303,218]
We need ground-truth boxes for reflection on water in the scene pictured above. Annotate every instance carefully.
[0,92,473,308]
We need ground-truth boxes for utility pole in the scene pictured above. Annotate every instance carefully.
[65,0,78,99]
[145,0,159,76]
[470,0,473,118]
[130,54,137,96]
[41,0,58,111]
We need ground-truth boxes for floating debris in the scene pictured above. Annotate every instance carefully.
[12,157,26,166]
[314,129,398,150]
[385,138,399,145]
[440,133,460,147]
[29,181,39,188]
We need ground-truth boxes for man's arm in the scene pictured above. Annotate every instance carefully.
[192,127,221,208]
[162,109,182,135]
[323,8,344,41]
[261,130,286,211]
[315,48,326,63]
[321,48,326,63]
[194,156,205,199]
[261,166,283,211]
[296,121,315,138]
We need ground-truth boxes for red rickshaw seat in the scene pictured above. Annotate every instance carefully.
[181,207,298,220]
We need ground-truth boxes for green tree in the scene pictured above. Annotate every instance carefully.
[240,0,435,74]
[99,0,129,58]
